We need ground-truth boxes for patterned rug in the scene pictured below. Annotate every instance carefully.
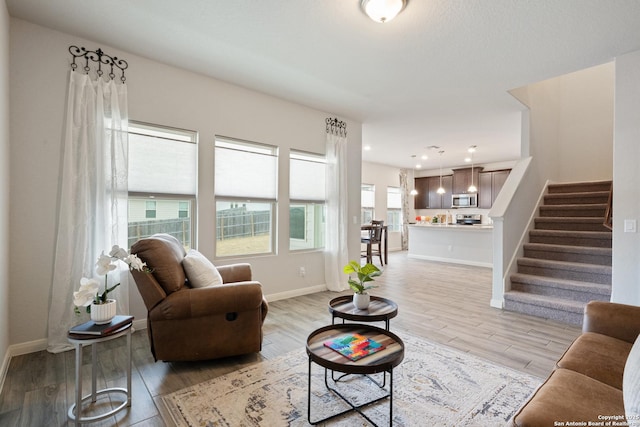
[160,333,540,426]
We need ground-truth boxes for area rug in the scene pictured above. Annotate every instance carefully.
[160,333,540,426]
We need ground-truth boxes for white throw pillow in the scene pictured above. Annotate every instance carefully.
[624,334,640,423]
[182,249,223,288]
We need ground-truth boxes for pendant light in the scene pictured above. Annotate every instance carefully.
[409,155,418,195]
[467,145,477,193]
[436,150,445,194]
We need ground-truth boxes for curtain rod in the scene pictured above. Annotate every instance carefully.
[68,45,128,82]
[326,117,347,137]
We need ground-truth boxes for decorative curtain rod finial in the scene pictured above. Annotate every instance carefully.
[68,45,129,83]
[325,117,347,137]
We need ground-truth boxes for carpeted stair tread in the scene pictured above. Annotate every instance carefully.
[543,191,610,205]
[503,291,586,325]
[516,257,611,284]
[529,229,612,248]
[547,181,612,194]
[510,273,611,296]
[523,243,611,265]
[539,204,607,217]
[534,217,611,232]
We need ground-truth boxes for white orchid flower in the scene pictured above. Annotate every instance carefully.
[73,277,100,307]
[126,253,146,271]
[109,245,129,260]
[95,252,117,276]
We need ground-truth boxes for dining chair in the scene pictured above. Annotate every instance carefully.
[361,220,384,265]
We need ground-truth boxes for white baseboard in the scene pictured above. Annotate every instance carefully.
[266,284,327,302]
[407,254,492,269]
[9,338,48,357]
[133,318,147,330]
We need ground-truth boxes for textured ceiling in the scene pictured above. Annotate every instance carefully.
[7,0,640,169]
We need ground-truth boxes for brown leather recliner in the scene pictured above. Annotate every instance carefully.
[130,234,268,362]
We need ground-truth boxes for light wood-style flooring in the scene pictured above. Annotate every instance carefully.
[0,252,582,426]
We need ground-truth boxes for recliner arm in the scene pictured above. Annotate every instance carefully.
[149,281,264,321]
[582,300,640,343]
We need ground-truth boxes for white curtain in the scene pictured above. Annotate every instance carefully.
[399,169,410,250]
[324,131,350,292]
[47,71,129,353]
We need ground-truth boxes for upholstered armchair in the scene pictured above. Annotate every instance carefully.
[130,234,268,362]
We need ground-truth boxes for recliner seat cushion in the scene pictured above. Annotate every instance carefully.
[512,369,624,426]
[557,332,633,390]
[131,234,186,295]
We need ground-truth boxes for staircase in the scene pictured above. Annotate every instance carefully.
[504,180,612,326]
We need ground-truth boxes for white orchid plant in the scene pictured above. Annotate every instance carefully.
[73,245,147,315]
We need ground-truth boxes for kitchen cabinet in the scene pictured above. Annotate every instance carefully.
[413,177,430,209]
[414,175,452,209]
[478,169,510,208]
[452,167,482,194]
[429,175,452,209]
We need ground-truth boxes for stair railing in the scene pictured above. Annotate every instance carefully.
[604,182,612,231]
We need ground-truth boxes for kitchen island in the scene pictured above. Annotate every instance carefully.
[408,223,493,267]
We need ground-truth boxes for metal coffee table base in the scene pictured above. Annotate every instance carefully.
[307,361,394,426]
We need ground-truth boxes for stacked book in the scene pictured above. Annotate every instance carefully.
[68,315,134,339]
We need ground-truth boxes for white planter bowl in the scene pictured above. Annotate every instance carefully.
[353,293,370,310]
[91,299,116,324]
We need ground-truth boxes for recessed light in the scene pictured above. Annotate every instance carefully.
[416,164,422,169]
[421,155,428,160]
[363,145,371,151]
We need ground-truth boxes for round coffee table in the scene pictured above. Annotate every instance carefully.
[328,295,398,330]
[306,323,404,426]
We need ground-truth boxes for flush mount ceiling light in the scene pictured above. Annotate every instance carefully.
[360,0,408,23]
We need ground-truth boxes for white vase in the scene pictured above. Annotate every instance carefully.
[353,293,370,310]
[91,299,117,324]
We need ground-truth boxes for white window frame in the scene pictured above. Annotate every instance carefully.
[361,184,375,225]
[289,150,326,251]
[127,121,198,250]
[214,136,278,258]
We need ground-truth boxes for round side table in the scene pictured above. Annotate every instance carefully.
[67,322,133,426]
[306,323,404,426]
[328,295,398,330]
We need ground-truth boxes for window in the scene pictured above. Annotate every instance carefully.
[127,122,197,249]
[289,150,326,251]
[387,186,402,232]
[215,137,278,257]
[145,201,157,218]
[361,184,375,224]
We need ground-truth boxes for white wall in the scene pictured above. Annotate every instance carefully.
[0,0,11,383]
[611,50,640,306]
[8,18,363,346]
[510,62,614,184]
[361,162,403,251]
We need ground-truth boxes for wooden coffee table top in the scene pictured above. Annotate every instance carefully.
[306,323,404,375]
[328,295,398,323]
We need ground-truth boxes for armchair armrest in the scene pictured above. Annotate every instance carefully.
[217,263,252,283]
[582,301,640,343]
[149,281,265,321]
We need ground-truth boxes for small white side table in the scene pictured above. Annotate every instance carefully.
[67,322,132,426]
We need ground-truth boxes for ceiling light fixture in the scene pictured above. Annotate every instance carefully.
[437,150,446,195]
[467,145,477,193]
[360,0,408,23]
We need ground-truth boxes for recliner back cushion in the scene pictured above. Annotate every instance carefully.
[131,234,187,295]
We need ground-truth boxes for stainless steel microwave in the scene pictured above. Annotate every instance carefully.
[452,193,477,208]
